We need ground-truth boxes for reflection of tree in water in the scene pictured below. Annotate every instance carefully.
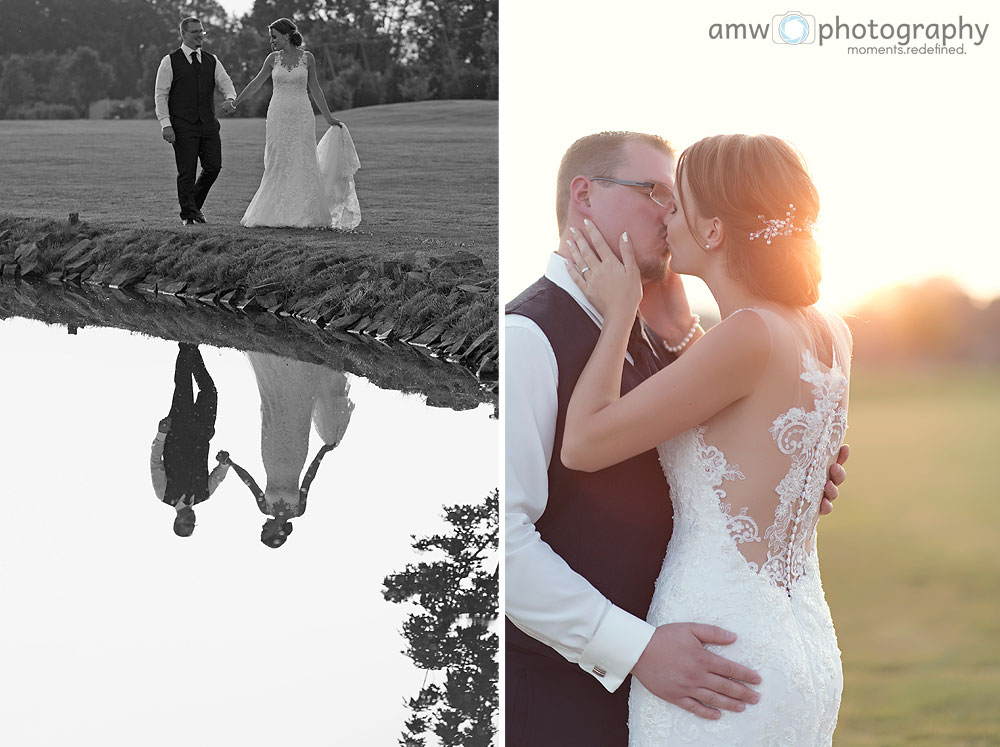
[227,353,355,548]
[383,490,498,747]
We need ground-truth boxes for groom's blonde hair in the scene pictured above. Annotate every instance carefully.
[555,131,674,234]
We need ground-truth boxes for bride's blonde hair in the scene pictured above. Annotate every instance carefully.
[676,134,821,307]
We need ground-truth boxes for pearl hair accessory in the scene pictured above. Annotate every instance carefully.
[664,313,701,354]
[748,203,812,245]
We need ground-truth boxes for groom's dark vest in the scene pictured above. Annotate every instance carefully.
[505,277,675,747]
[168,49,218,125]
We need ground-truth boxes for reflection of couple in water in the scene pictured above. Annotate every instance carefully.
[150,343,354,547]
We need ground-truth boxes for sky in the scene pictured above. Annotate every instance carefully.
[500,0,1000,313]
[217,0,253,17]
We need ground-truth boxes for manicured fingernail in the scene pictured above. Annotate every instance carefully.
[583,218,593,227]
[622,231,629,243]
[569,226,578,235]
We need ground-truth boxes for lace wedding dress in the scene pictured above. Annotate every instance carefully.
[241,51,361,229]
[629,308,851,746]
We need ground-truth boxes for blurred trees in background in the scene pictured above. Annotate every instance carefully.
[0,0,498,118]
[848,278,1000,365]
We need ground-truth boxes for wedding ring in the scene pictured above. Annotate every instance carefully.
[581,266,591,274]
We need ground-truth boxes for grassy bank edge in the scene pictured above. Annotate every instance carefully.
[0,214,498,386]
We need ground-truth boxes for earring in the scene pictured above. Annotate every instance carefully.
[705,244,710,249]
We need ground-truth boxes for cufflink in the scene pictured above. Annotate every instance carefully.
[592,665,607,678]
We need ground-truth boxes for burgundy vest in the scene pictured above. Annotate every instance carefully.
[168,48,218,125]
[505,278,675,744]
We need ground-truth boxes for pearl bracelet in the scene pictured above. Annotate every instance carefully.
[664,314,700,354]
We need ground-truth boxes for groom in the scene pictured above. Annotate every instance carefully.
[505,131,849,746]
[153,17,237,225]
[150,343,230,536]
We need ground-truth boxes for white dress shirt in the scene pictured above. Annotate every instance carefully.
[153,43,237,128]
[505,253,657,693]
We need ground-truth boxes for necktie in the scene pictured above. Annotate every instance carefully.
[191,51,200,67]
[627,316,661,379]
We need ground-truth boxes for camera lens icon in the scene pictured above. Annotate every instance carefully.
[771,11,816,45]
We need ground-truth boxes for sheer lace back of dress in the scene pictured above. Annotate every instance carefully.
[640,307,849,744]
[673,307,851,597]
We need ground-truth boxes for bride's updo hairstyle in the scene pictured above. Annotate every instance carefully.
[269,17,304,47]
[675,134,821,307]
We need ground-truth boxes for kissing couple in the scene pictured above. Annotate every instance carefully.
[506,131,852,745]
[153,16,361,229]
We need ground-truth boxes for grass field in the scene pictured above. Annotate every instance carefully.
[0,100,497,268]
[822,364,1000,745]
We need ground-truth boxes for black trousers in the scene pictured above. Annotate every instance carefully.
[171,118,222,219]
[506,647,630,747]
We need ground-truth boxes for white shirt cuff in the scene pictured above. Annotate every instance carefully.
[577,605,655,692]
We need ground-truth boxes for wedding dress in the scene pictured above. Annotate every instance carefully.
[241,51,361,229]
[245,352,355,513]
[629,308,851,746]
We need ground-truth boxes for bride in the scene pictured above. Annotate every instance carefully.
[562,134,851,745]
[233,18,361,229]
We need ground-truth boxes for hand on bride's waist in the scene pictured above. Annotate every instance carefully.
[565,219,642,322]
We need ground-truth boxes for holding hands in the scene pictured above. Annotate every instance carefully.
[219,99,236,115]
[325,115,343,128]
[566,219,643,322]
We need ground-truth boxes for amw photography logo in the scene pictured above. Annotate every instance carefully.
[709,12,990,55]
[773,12,815,44]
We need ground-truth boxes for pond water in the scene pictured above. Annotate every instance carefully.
[0,282,497,746]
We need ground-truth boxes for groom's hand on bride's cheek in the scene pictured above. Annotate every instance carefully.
[819,443,850,516]
[631,622,761,721]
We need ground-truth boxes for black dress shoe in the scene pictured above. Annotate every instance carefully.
[193,211,207,224]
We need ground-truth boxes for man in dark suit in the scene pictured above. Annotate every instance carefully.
[505,131,849,746]
[150,343,230,536]
[153,17,237,225]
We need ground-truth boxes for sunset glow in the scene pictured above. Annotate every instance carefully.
[501,0,999,315]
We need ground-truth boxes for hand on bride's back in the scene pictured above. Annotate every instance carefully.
[632,622,762,720]
[565,219,642,320]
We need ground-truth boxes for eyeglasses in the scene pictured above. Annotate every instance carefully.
[590,177,674,210]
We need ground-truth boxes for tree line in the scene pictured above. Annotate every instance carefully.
[848,278,1000,364]
[0,0,498,119]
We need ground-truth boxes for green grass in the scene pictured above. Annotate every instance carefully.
[0,101,498,380]
[822,364,1000,745]
[0,100,497,268]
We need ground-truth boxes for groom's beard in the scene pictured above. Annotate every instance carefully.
[640,256,668,284]
[638,235,671,284]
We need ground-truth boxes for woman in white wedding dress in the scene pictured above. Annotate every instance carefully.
[233,18,361,229]
[561,134,852,745]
